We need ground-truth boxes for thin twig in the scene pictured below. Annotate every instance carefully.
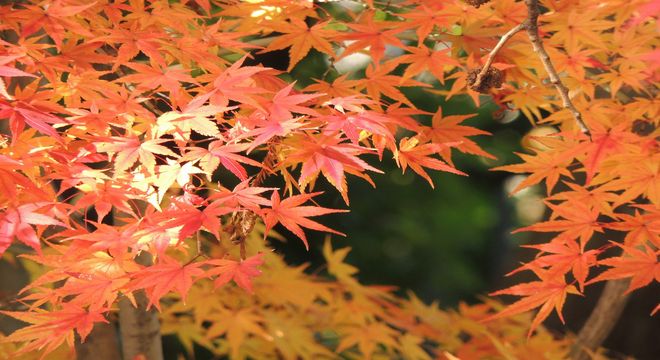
[524,0,591,136]
[524,2,629,356]
[472,23,526,90]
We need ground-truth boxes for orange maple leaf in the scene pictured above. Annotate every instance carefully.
[261,19,336,71]
[587,243,660,293]
[335,15,405,64]
[421,108,494,165]
[394,137,466,188]
[205,253,265,293]
[486,267,580,337]
[513,201,604,251]
[513,237,600,291]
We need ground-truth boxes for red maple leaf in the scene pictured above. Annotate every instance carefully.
[1,304,108,356]
[282,134,383,204]
[128,256,206,310]
[0,203,64,255]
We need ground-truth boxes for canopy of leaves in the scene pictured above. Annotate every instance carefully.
[0,0,657,358]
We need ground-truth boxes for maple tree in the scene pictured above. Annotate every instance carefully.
[0,0,657,359]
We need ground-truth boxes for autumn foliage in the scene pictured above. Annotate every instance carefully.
[0,0,657,359]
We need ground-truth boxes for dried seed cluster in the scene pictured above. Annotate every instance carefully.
[632,120,656,136]
[464,0,491,8]
[467,67,504,93]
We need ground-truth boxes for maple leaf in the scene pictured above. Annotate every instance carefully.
[0,203,64,255]
[155,99,232,140]
[182,141,261,181]
[14,1,95,49]
[209,180,274,212]
[72,180,136,221]
[265,82,321,121]
[304,74,362,99]
[0,101,65,142]
[281,134,383,203]
[514,201,604,250]
[238,84,321,153]
[486,267,580,337]
[605,207,660,248]
[96,24,167,69]
[336,322,399,358]
[359,62,430,106]
[128,256,206,310]
[95,136,179,174]
[421,108,494,165]
[399,4,453,46]
[1,305,108,356]
[335,15,406,64]
[544,10,613,50]
[587,243,660,293]
[204,307,271,359]
[152,160,204,204]
[578,123,632,184]
[394,137,466,188]
[263,191,347,250]
[54,272,128,310]
[323,239,358,281]
[119,61,196,100]
[0,55,37,100]
[513,237,600,291]
[261,19,336,71]
[394,46,460,83]
[322,109,395,145]
[596,153,660,206]
[492,150,575,195]
[209,55,269,108]
[205,253,265,293]
[243,116,308,154]
[546,181,618,218]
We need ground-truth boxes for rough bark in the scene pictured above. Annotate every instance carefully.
[75,321,121,360]
[118,291,164,360]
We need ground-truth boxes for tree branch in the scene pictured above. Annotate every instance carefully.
[471,23,526,90]
[569,279,631,360]
[524,0,591,136]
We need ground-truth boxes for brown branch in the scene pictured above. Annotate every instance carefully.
[569,279,631,360]
[472,23,526,90]
[524,0,591,136]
